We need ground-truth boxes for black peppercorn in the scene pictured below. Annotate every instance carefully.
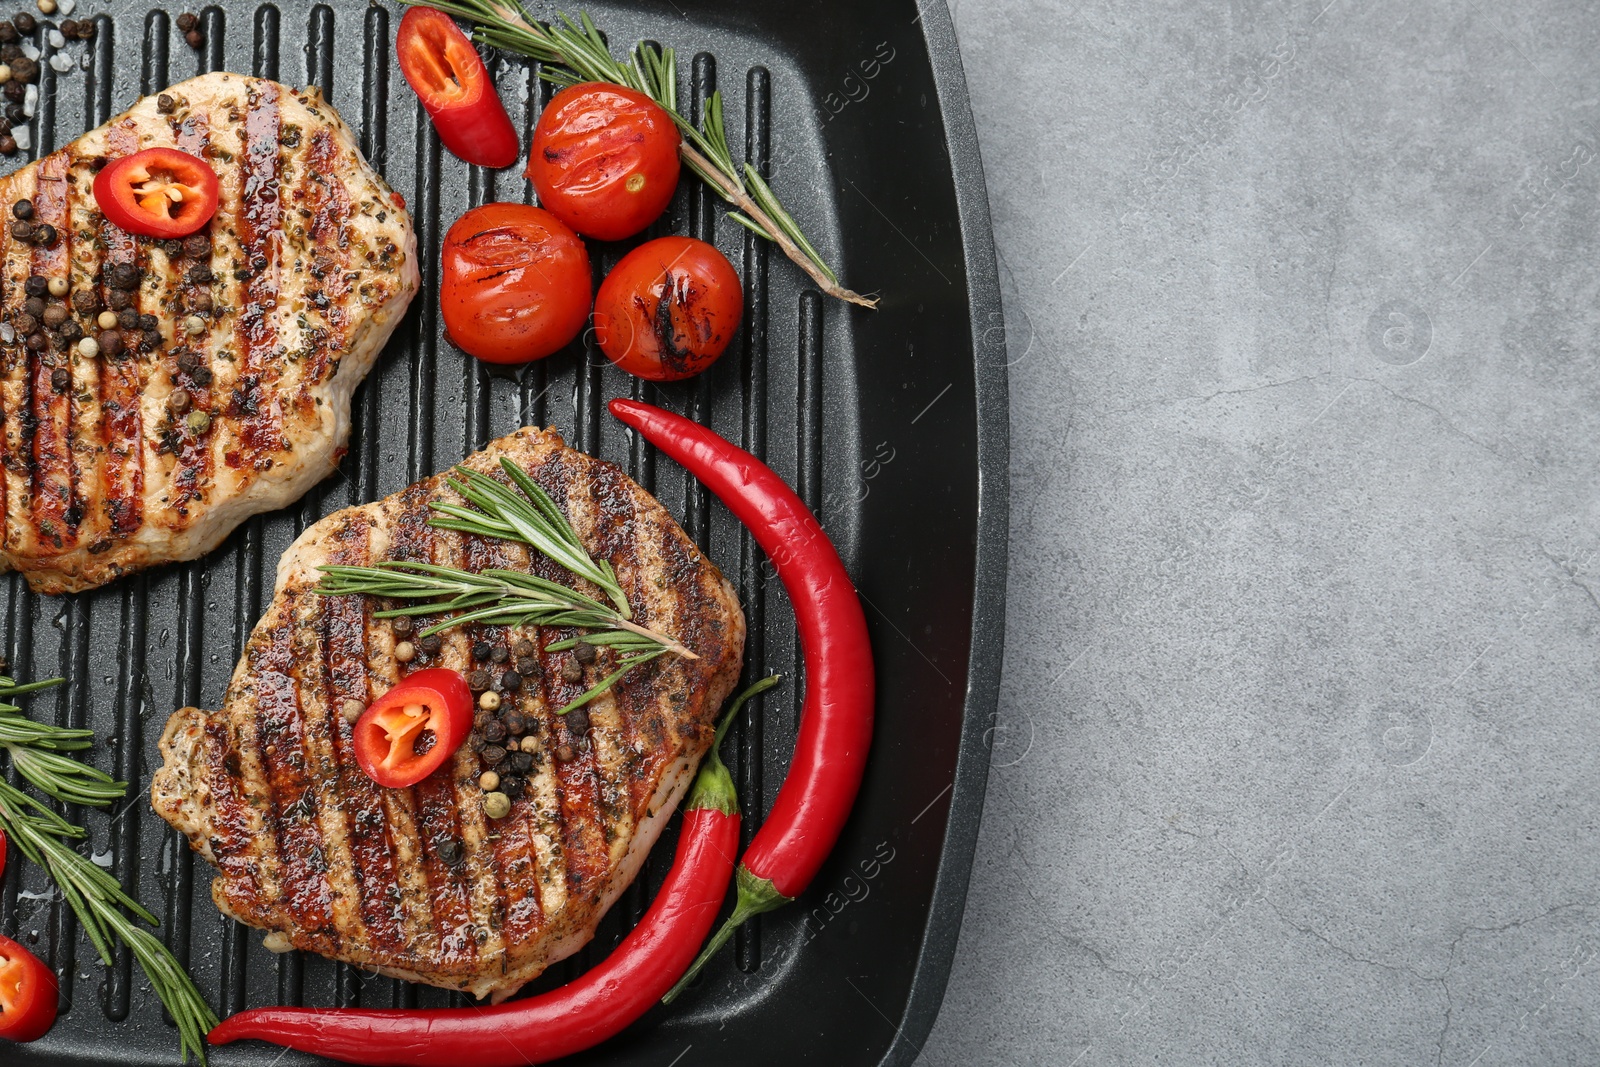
[573,640,597,665]
[560,659,583,683]
[182,233,210,258]
[508,751,533,775]
[50,367,68,391]
[58,319,80,342]
[137,313,159,331]
[554,744,576,763]
[187,263,212,284]
[512,638,535,658]
[467,669,491,692]
[109,263,142,290]
[191,365,212,386]
[175,350,198,374]
[40,304,65,328]
[10,56,36,84]
[2,82,22,104]
[184,29,203,48]
[175,11,197,31]
[500,669,521,691]
[566,707,591,735]
[12,312,35,335]
[480,743,507,767]
[12,13,34,35]
[0,44,17,62]
[490,646,509,664]
[0,21,15,42]
[140,328,161,352]
[116,307,137,330]
[22,274,42,297]
[417,633,441,654]
[436,839,463,868]
[31,223,55,246]
[162,238,183,258]
[0,135,15,156]
[190,291,213,314]
[107,287,133,310]
[483,719,507,744]
[500,775,526,799]
[8,218,30,240]
[0,118,11,134]
[4,103,22,125]
[471,640,492,661]
[77,19,94,40]
[22,297,42,319]
[503,711,526,736]
[23,331,43,352]
[70,289,97,314]
[96,329,122,358]
[7,201,26,223]
[515,655,540,678]
[156,93,175,114]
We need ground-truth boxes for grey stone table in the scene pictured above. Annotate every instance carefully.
[924,0,1600,1064]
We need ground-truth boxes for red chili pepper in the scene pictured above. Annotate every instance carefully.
[208,679,777,1065]
[605,398,875,1001]
[0,934,59,1043]
[351,668,474,790]
[92,147,219,238]
[396,6,520,169]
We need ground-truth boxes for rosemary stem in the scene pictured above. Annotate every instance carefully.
[612,614,699,660]
[677,142,878,308]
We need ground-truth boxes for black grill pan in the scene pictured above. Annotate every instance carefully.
[1,0,1006,1063]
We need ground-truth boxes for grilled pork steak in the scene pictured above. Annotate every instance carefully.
[152,427,746,1001]
[0,72,418,594]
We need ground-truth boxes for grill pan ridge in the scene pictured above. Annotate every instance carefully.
[0,1,1007,1064]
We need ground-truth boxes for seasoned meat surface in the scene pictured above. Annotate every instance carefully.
[0,72,417,594]
[152,426,746,1001]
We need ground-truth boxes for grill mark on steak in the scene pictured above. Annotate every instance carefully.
[302,126,352,392]
[63,153,107,551]
[253,598,337,939]
[466,526,548,946]
[200,715,264,899]
[169,111,214,514]
[323,512,409,955]
[97,122,146,541]
[28,151,72,552]
[231,80,285,469]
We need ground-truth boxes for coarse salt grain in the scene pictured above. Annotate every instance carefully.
[46,29,63,48]
[19,42,38,61]
[79,52,89,70]
[48,53,70,72]
[12,126,29,151]
[22,83,36,117]
[0,324,14,344]
[57,0,73,13]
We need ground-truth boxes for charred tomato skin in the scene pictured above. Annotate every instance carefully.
[352,668,474,790]
[0,934,59,1043]
[440,203,592,365]
[592,237,742,382]
[527,83,681,242]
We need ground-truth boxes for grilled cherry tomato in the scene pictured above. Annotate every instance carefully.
[92,147,219,239]
[527,82,681,241]
[593,236,743,381]
[0,935,58,1044]
[352,668,473,790]
[397,6,519,169]
[440,202,592,364]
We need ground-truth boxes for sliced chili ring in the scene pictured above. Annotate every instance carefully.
[0,934,59,1043]
[92,147,219,239]
[351,667,473,789]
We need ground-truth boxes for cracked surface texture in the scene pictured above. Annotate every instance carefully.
[922,0,1600,1063]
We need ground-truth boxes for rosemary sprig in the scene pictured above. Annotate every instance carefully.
[315,460,696,714]
[397,0,879,309]
[0,676,217,1063]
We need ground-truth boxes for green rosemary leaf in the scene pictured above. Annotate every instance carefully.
[0,680,216,1062]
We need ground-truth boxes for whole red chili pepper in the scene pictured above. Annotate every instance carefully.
[208,678,777,1065]
[606,398,875,1002]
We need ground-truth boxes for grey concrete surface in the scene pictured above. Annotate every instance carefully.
[925,0,1600,1064]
